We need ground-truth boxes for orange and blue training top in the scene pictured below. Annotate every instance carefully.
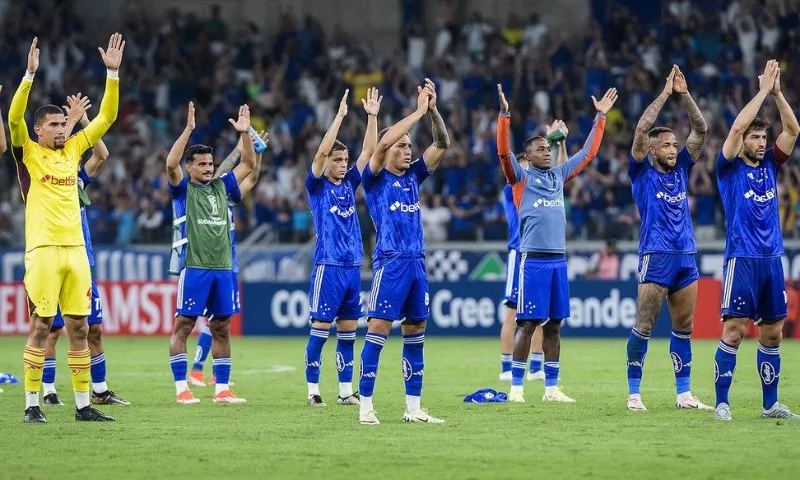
[497,112,606,254]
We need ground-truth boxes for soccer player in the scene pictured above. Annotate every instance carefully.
[41,94,129,407]
[188,131,268,388]
[167,102,255,405]
[498,84,616,403]
[12,35,124,423]
[625,65,712,412]
[357,79,449,425]
[304,87,381,407]
[499,120,568,382]
[713,60,800,421]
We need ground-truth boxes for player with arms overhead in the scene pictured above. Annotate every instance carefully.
[41,94,129,408]
[498,84,616,403]
[11,35,124,423]
[304,88,381,407]
[188,130,269,388]
[357,79,449,425]
[625,65,712,412]
[499,120,568,382]
[166,102,256,405]
[714,60,800,421]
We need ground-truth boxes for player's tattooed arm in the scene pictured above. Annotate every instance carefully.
[312,89,348,178]
[214,138,242,179]
[631,66,676,161]
[166,102,195,185]
[722,60,779,161]
[369,83,429,174]
[356,87,382,174]
[64,94,110,177]
[230,104,256,185]
[770,66,800,157]
[0,85,6,155]
[239,131,268,196]
[423,78,450,172]
[673,68,708,159]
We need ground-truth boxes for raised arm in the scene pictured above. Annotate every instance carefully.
[368,85,429,174]
[631,66,675,161]
[722,60,779,160]
[230,105,256,185]
[78,33,124,152]
[8,38,39,149]
[0,86,6,156]
[546,119,568,166]
[213,138,242,179]
[65,95,110,177]
[239,131,269,196]
[561,88,617,181]
[356,87,382,173]
[673,67,708,159]
[770,68,800,158]
[312,90,348,178]
[496,84,524,184]
[421,78,450,172]
[166,102,195,185]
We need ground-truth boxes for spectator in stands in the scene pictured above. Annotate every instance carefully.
[586,240,621,280]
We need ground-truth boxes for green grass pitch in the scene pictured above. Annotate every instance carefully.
[1,336,799,479]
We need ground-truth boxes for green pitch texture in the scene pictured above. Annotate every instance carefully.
[1,337,799,479]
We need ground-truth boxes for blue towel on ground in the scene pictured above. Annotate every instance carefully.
[463,388,507,403]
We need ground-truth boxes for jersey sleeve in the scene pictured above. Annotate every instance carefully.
[346,167,362,189]
[78,166,95,186]
[362,164,385,192]
[168,177,189,199]
[306,170,324,194]
[677,146,696,171]
[497,113,525,184]
[765,145,790,167]
[410,157,431,185]
[627,152,647,181]
[67,77,120,155]
[219,172,242,204]
[716,150,735,179]
[554,113,606,182]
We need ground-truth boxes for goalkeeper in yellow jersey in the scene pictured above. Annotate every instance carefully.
[10,34,125,423]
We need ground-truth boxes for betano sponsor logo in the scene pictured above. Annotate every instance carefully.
[329,205,356,218]
[655,191,687,203]
[40,174,76,186]
[389,201,421,213]
[533,197,564,208]
[744,188,776,203]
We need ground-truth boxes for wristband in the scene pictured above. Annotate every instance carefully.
[107,69,119,79]
[23,71,35,82]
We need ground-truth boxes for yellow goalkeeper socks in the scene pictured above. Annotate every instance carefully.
[68,348,91,409]
[23,345,45,408]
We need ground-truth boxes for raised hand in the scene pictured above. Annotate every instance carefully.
[258,130,269,147]
[673,67,688,95]
[99,33,125,71]
[771,64,782,95]
[185,102,196,131]
[424,78,438,111]
[662,65,677,97]
[759,60,779,93]
[64,93,92,124]
[361,87,383,116]
[497,84,509,114]
[228,104,251,133]
[415,85,430,115]
[27,38,40,74]
[547,119,568,136]
[592,88,619,114]
[337,89,349,118]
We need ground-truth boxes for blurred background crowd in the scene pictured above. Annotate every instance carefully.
[1,0,800,248]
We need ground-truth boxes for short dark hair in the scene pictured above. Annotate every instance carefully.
[647,127,673,139]
[34,105,65,126]
[330,140,347,153]
[744,116,769,137]
[378,127,391,140]
[523,136,546,151]
[183,144,213,164]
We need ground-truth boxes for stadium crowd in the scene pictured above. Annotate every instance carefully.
[1,0,800,247]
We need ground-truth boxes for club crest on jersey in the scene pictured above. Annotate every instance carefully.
[743,188,775,203]
[760,362,777,385]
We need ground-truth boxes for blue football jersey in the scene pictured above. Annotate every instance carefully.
[228,204,238,273]
[362,158,431,268]
[77,167,95,268]
[717,146,787,259]
[306,168,364,266]
[502,184,520,251]
[629,147,697,255]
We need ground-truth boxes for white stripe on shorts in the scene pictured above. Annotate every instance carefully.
[176,268,186,309]
[723,258,737,309]
[311,265,325,313]
[505,249,517,298]
[517,253,527,314]
[639,254,650,283]
[369,267,385,312]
